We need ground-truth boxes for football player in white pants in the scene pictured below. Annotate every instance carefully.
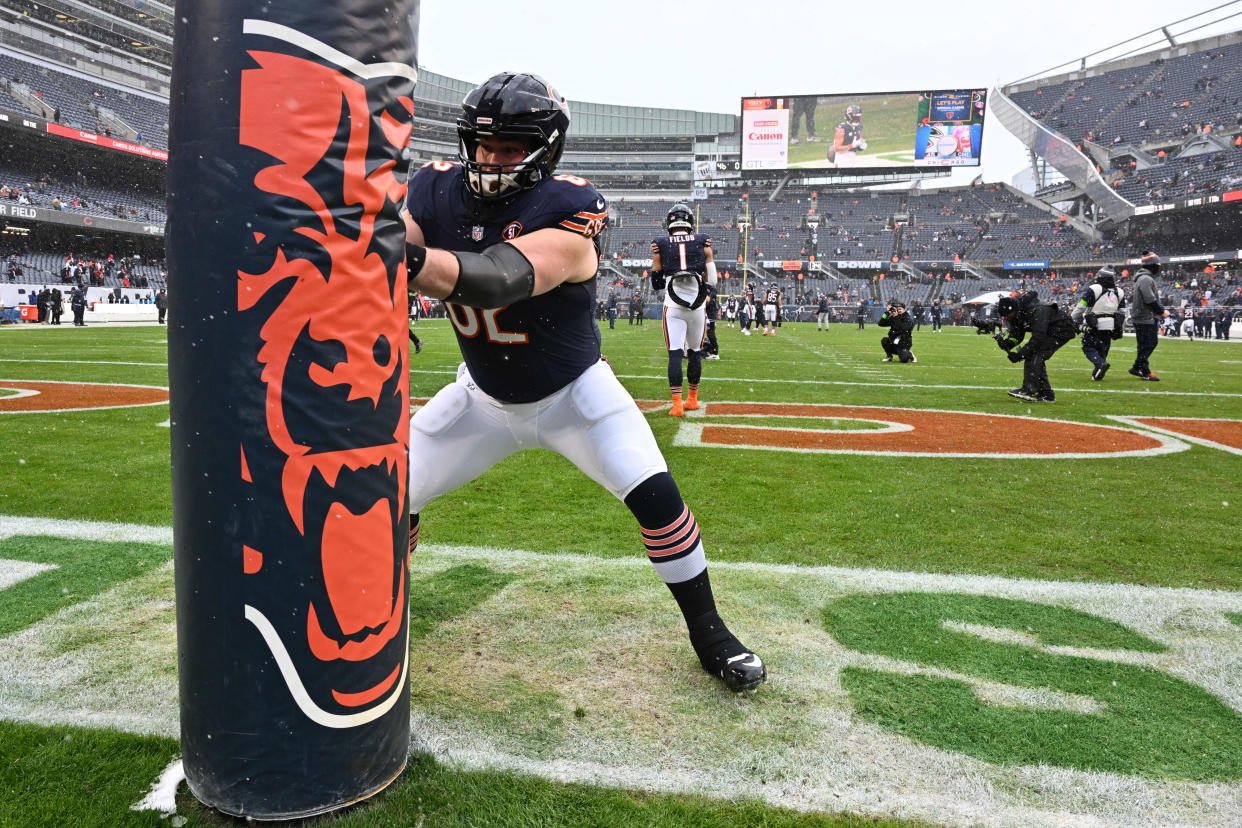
[403,71,765,693]
[651,203,716,416]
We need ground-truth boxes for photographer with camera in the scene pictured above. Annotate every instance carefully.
[1071,265,1124,381]
[878,301,916,363]
[996,292,1077,402]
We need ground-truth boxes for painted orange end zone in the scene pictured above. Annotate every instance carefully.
[0,381,168,412]
[698,403,1164,455]
[1131,418,1242,452]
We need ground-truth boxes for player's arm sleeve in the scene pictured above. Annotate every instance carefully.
[398,241,538,309]
[445,243,535,308]
[650,246,666,290]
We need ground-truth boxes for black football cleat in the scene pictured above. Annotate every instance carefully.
[1092,362,1110,381]
[687,610,767,692]
[718,649,767,692]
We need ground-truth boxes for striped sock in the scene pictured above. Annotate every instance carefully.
[641,504,707,585]
[409,513,420,559]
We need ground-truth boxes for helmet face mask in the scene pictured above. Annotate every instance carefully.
[461,134,543,201]
[457,72,570,204]
[666,202,694,233]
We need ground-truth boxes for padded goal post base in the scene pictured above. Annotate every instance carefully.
[167,0,419,818]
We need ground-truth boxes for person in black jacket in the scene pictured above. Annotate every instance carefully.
[605,288,618,329]
[997,292,1077,402]
[878,302,916,363]
[701,282,720,359]
[70,285,88,326]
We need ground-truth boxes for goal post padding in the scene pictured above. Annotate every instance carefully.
[167,1,418,818]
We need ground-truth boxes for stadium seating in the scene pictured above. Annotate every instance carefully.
[0,162,166,225]
[1,27,1238,321]
[0,51,168,148]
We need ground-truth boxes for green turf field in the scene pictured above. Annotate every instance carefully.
[1,318,1240,826]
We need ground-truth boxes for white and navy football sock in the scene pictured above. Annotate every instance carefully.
[625,473,763,687]
[667,349,684,396]
[625,472,707,588]
[686,349,702,386]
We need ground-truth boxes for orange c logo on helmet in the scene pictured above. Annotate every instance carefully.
[547,83,568,110]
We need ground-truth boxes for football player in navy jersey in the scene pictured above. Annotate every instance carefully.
[402,72,764,693]
[651,203,716,416]
[830,104,866,168]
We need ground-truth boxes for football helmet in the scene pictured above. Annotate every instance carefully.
[665,203,694,233]
[845,104,862,124]
[457,72,570,204]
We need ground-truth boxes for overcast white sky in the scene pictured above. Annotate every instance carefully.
[418,1,1242,187]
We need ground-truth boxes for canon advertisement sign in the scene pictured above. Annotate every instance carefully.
[741,100,789,170]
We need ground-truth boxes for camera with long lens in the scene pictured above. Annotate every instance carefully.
[971,314,1004,336]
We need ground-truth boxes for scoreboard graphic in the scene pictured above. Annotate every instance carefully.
[740,88,988,173]
[914,89,987,166]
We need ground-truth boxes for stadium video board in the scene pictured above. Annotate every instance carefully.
[740,89,987,172]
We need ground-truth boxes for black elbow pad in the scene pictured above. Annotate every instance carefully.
[447,243,536,308]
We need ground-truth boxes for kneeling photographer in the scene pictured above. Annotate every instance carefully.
[996,292,1077,402]
[878,302,916,363]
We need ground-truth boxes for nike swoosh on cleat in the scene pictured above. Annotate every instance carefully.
[727,653,762,669]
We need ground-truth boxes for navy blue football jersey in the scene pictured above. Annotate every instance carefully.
[837,121,862,147]
[406,161,609,403]
[650,232,711,275]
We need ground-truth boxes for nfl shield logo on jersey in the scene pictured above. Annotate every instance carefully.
[471,225,484,242]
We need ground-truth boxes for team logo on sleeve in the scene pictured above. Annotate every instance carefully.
[502,221,523,240]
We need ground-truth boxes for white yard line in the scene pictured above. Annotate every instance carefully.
[4,517,1242,827]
